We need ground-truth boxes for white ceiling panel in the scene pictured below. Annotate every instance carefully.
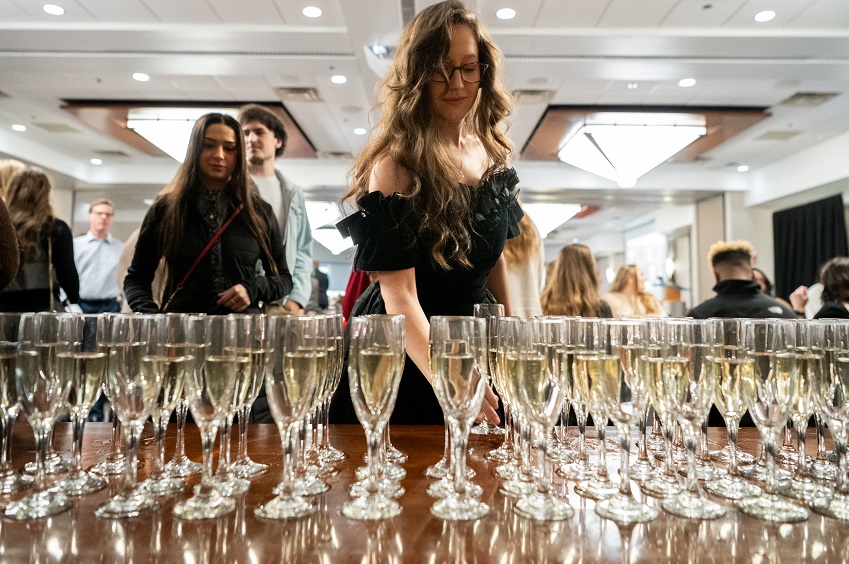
[597,0,679,27]
[532,0,610,28]
[477,0,544,27]
[205,0,285,25]
[723,0,814,27]
[662,1,745,28]
[788,0,849,27]
[75,0,159,23]
[8,0,95,22]
[273,0,346,26]
[141,0,222,24]
[0,2,34,20]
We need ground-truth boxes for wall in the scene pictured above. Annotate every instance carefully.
[724,191,776,291]
[695,195,725,302]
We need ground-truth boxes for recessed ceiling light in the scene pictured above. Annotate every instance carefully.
[90,158,103,165]
[132,72,150,82]
[678,78,696,88]
[754,10,776,23]
[11,124,26,132]
[663,196,673,203]
[627,83,638,90]
[42,4,64,16]
[353,128,366,135]
[330,75,347,84]
[496,8,516,20]
[737,165,750,172]
[303,6,322,18]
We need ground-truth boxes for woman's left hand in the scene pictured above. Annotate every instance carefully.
[217,284,250,312]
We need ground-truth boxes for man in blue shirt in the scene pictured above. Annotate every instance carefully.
[74,198,124,313]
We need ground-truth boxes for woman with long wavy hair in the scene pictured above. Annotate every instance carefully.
[0,167,79,311]
[124,112,291,314]
[603,264,665,317]
[541,243,612,317]
[503,210,544,317]
[331,0,518,425]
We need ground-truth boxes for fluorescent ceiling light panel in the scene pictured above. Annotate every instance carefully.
[313,227,353,255]
[127,107,239,163]
[521,203,581,239]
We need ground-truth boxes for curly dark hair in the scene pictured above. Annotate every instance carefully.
[821,257,849,303]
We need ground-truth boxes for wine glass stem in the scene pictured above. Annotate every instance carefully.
[321,398,332,450]
[834,423,848,495]
[683,423,700,494]
[109,415,121,460]
[237,404,250,461]
[762,427,778,495]
[816,414,827,462]
[198,421,217,494]
[536,423,551,495]
[577,408,587,461]
[217,416,233,475]
[637,410,649,463]
[451,419,469,496]
[727,418,740,477]
[173,399,188,462]
[365,427,381,496]
[1,412,13,472]
[617,423,631,496]
[71,411,85,474]
[440,424,450,464]
[596,417,609,480]
[559,404,570,446]
[662,416,675,478]
[123,421,143,495]
[32,421,49,492]
[152,412,167,476]
[699,420,710,462]
[794,417,808,477]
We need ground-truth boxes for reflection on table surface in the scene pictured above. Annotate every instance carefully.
[0,423,846,562]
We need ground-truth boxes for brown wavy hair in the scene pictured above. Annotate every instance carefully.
[0,159,25,199]
[541,243,604,316]
[156,113,278,285]
[5,167,56,260]
[609,264,662,315]
[503,210,540,266]
[343,0,513,270]
[821,257,849,303]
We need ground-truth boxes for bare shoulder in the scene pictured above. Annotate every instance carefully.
[369,156,413,197]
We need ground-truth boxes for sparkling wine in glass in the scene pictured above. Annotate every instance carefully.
[471,303,506,437]
[0,313,29,494]
[231,314,269,479]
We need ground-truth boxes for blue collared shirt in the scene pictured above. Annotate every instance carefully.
[73,231,124,300]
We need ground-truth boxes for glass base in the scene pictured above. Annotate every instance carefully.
[96,491,157,519]
[350,479,404,499]
[342,493,401,520]
[575,478,619,501]
[628,457,656,482]
[703,476,762,500]
[662,492,727,520]
[710,445,755,465]
[678,461,726,481]
[546,443,576,464]
[484,444,512,463]
[357,464,406,482]
[556,460,596,481]
[58,470,107,496]
[25,453,69,475]
[90,456,127,476]
[5,490,71,520]
[811,492,849,521]
[386,444,408,464]
[230,457,268,479]
[319,444,348,464]
[810,459,837,481]
[595,493,659,525]
[514,492,574,521]
[494,462,519,481]
[141,475,187,497]
[428,478,482,500]
[739,463,792,484]
[430,495,489,521]
[738,493,809,523]
[0,470,31,494]
[777,477,832,501]
[174,492,235,520]
[425,459,472,480]
[499,477,537,498]
[640,475,682,499]
[470,422,506,436]
[165,455,202,478]
[212,475,251,497]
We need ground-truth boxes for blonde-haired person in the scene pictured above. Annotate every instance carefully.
[0,167,79,311]
[0,159,24,198]
[603,264,665,318]
[541,243,612,317]
[503,210,543,318]
[331,0,517,426]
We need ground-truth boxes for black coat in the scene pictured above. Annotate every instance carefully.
[687,279,796,320]
[124,197,292,314]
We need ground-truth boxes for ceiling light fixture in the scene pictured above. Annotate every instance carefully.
[11,124,26,132]
[627,83,638,90]
[353,128,366,135]
[90,158,103,165]
[754,10,776,23]
[678,78,696,88]
[303,6,322,18]
[132,72,150,82]
[42,4,64,16]
[521,203,581,239]
[126,107,239,162]
[496,8,516,20]
[737,165,750,172]
[330,75,347,84]
[557,113,706,188]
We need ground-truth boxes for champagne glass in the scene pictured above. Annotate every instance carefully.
[141,313,190,496]
[485,314,515,464]
[96,314,164,519]
[90,313,126,477]
[173,315,241,520]
[738,319,809,523]
[595,319,659,524]
[58,313,107,495]
[511,317,574,521]
[4,313,75,519]
[0,313,29,493]
[471,303,506,436]
[164,394,201,477]
[342,314,405,520]
[575,318,619,500]
[703,318,762,500]
[317,314,348,465]
[231,314,269,479]
[556,317,594,482]
[660,319,726,520]
[429,315,490,520]
[810,320,849,520]
[256,315,321,520]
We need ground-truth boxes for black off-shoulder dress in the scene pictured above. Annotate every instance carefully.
[329,168,522,425]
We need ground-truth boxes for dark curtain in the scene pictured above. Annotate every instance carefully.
[773,194,849,300]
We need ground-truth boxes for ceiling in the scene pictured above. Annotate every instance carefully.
[2,0,849,248]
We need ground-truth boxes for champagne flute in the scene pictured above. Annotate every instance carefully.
[141,313,190,496]
[429,315,490,520]
[90,313,126,477]
[595,319,659,524]
[471,303,506,436]
[342,314,405,520]
[57,313,108,495]
[556,317,594,482]
[173,315,241,520]
[485,314,515,464]
[0,313,29,493]
[165,313,204,480]
[660,319,726,520]
[256,315,322,520]
[738,319,809,523]
[4,313,75,520]
[96,314,164,519]
[317,314,348,465]
[231,314,269,479]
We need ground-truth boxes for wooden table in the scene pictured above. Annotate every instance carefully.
[0,422,846,562]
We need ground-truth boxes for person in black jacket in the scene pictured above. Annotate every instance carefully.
[790,256,849,319]
[687,240,796,319]
[125,113,291,314]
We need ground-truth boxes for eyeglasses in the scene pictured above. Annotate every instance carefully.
[91,212,113,217]
[430,62,488,84]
